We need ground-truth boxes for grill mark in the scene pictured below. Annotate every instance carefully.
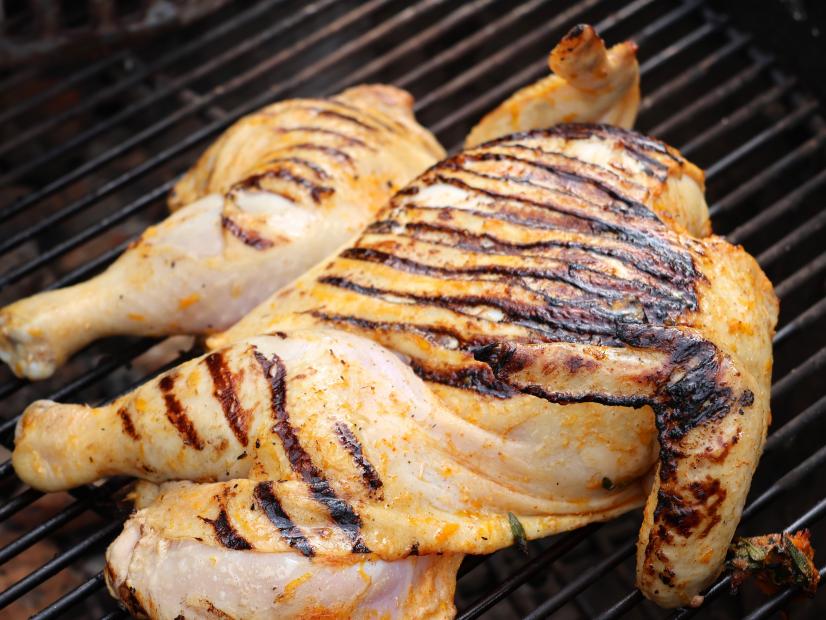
[341,246,686,319]
[287,143,354,165]
[327,97,404,133]
[490,143,649,200]
[509,124,680,172]
[200,508,252,550]
[264,157,330,180]
[237,167,334,203]
[221,215,275,250]
[459,151,656,220]
[408,358,515,398]
[280,104,381,133]
[253,349,370,553]
[309,311,507,351]
[253,481,315,557]
[318,275,623,346]
[205,352,249,446]
[333,422,383,497]
[158,374,204,450]
[428,172,697,284]
[117,407,139,440]
[396,217,691,300]
[275,126,370,149]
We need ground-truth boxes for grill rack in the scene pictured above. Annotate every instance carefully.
[0,0,824,617]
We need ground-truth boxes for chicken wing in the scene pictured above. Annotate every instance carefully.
[0,85,443,380]
[14,125,776,613]
[464,24,640,148]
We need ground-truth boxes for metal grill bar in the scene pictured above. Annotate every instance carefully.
[744,565,826,620]
[0,1,289,184]
[679,78,796,156]
[436,0,682,147]
[0,521,122,610]
[648,56,769,137]
[457,526,600,620]
[728,167,826,244]
[709,132,826,217]
[775,252,826,300]
[638,31,751,113]
[0,0,389,225]
[705,98,820,181]
[29,572,105,620]
[0,51,130,127]
[757,206,826,269]
[0,479,127,565]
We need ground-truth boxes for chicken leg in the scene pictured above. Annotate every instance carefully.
[0,85,443,380]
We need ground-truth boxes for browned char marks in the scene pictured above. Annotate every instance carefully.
[159,374,204,450]
[116,406,139,440]
[236,167,334,204]
[288,143,354,165]
[200,508,252,550]
[252,348,370,553]
[253,481,315,557]
[333,422,383,497]
[221,215,274,250]
[205,351,250,446]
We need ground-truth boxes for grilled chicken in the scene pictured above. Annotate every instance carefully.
[15,125,776,613]
[0,85,443,380]
[464,24,639,148]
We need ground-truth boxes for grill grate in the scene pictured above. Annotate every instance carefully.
[0,0,824,617]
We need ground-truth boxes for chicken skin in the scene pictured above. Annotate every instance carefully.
[0,84,443,380]
[15,125,776,614]
[464,24,640,148]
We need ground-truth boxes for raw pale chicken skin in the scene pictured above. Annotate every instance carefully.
[0,85,443,380]
[15,125,776,614]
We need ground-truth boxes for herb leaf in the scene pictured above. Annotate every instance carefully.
[508,512,528,555]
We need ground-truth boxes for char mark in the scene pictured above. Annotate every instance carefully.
[253,481,315,557]
[318,275,623,346]
[426,172,698,283]
[333,422,383,497]
[275,126,370,149]
[205,352,249,446]
[397,216,691,295]
[253,349,370,553]
[117,407,139,440]
[457,151,655,220]
[236,167,334,203]
[159,374,204,450]
[200,508,252,550]
[221,215,274,250]
[264,157,330,180]
[408,358,515,399]
[288,143,354,165]
[340,246,685,320]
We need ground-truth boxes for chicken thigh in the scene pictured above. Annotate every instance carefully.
[0,85,443,380]
[15,125,776,614]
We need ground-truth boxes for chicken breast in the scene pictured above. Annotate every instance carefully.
[14,125,776,613]
[0,85,443,380]
[464,24,640,148]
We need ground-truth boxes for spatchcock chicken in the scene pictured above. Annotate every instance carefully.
[0,84,443,380]
[14,124,777,617]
